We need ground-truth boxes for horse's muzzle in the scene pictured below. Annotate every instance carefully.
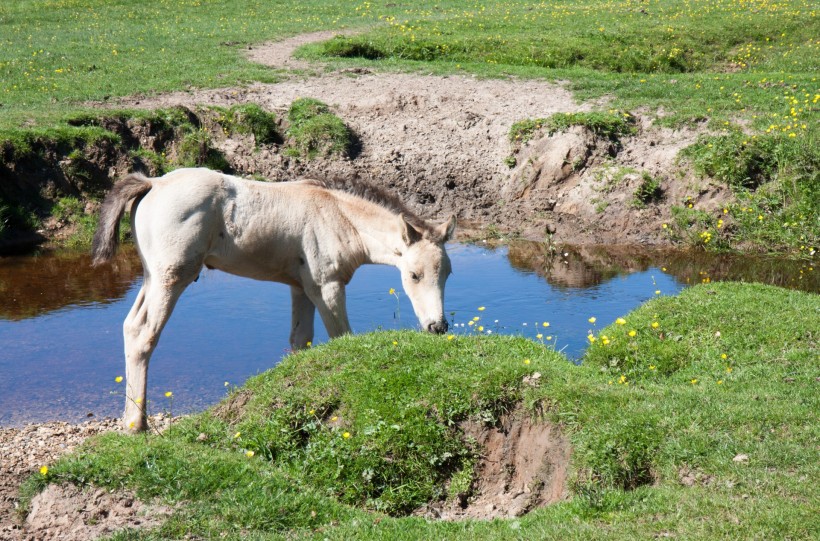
[427,320,449,334]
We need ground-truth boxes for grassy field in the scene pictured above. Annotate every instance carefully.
[23,282,819,539]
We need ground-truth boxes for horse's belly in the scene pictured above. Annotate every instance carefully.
[204,251,300,287]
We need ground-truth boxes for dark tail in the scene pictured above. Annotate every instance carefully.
[91,173,153,266]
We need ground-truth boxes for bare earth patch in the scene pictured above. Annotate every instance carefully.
[23,484,172,541]
[0,418,173,541]
[417,412,570,520]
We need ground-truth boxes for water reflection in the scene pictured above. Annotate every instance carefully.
[506,242,819,293]
[0,247,142,320]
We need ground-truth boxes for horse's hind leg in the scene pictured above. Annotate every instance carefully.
[122,268,195,432]
[289,286,316,350]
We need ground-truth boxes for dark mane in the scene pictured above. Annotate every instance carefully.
[305,176,433,234]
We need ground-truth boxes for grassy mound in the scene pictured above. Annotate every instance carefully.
[24,282,819,539]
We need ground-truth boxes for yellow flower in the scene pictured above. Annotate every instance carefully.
[309,409,315,415]
[164,391,173,398]
[542,322,550,327]
[388,288,395,295]
[40,466,48,476]
[655,290,661,295]
[649,365,656,371]
[651,322,660,329]
[115,376,123,383]
[662,223,668,229]
[478,306,486,311]
[245,450,255,457]
[628,330,637,337]
[726,366,733,373]
[477,326,484,332]
[721,353,728,360]
[717,380,724,385]
[588,317,596,324]
[343,432,351,439]
[331,416,338,422]
[234,432,241,439]
[472,316,480,321]
[690,378,699,385]
[447,334,455,341]
[392,341,398,346]
[618,375,627,384]
[616,318,626,325]
[588,334,596,343]
[536,333,543,339]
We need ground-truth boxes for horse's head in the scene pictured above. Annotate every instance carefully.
[396,214,456,335]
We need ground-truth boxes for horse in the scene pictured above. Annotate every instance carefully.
[92,167,456,432]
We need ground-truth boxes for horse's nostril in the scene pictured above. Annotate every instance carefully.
[427,321,448,334]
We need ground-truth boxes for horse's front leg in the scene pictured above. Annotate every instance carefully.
[309,280,352,338]
[289,286,316,350]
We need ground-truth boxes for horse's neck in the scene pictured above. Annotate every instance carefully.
[339,201,404,268]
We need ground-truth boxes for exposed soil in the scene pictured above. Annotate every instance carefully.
[417,408,570,520]
[0,417,173,541]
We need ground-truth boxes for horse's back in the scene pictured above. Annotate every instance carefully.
[133,168,321,284]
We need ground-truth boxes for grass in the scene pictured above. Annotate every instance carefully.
[632,172,663,208]
[509,111,637,146]
[285,98,354,159]
[211,104,281,146]
[23,282,820,539]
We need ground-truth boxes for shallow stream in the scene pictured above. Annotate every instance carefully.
[0,242,815,426]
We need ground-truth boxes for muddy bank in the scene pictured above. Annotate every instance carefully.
[0,31,730,254]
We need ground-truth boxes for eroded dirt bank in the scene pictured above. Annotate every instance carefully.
[113,59,725,246]
[1,31,729,250]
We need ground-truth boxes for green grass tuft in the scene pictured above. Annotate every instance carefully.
[176,128,230,171]
[510,111,636,146]
[285,98,354,159]
[212,104,281,146]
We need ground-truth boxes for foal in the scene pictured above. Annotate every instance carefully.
[92,168,456,432]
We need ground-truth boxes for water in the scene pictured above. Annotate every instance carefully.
[0,242,816,426]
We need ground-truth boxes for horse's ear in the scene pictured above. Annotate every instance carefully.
[435,215,457,243]
[400,214,423,246]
